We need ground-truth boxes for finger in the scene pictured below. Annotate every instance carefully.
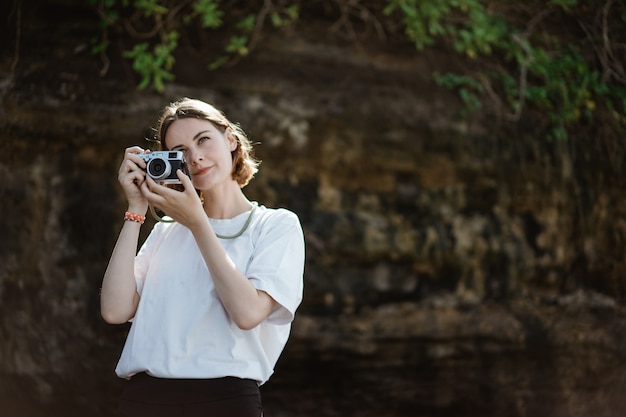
[119,169,144,185]
[140,177,162,203]
[118,158,145,179]
[119,158,143,176]
[130,172,147,187]
[178,169,194,192]
[126,152,147,169]
[143,176,178,204]
[143,175,162,194]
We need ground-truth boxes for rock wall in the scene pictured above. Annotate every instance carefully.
[2,1,626,416]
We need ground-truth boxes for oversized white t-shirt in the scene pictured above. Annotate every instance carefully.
[115,204,305,385]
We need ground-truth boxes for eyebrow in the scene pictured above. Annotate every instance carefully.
[170,130,212,150]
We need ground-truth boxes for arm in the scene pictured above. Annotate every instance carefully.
[190,219,278,330]
[100,147,149,324]
[100,221,142,324]
[139,173,277,330]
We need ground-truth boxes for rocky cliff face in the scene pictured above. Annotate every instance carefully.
[2,2,626,416]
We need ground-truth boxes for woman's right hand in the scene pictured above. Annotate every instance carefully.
[118,146,149,214]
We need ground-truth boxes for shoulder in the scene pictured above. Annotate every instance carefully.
[250,205,303,241]
[255,205,301,227]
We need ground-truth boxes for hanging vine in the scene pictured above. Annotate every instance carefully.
[88,0,626,140]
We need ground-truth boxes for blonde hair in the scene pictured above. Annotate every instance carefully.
[155,97,259,187]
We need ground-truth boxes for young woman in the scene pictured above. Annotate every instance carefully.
[101,98,305,417]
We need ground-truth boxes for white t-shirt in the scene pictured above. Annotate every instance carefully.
[115,204,305,385]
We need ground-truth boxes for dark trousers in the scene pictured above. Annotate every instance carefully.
[118,373,263,417]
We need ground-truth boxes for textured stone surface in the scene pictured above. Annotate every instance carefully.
[2,1,626,416]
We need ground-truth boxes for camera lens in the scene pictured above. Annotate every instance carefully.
[146,158,171,180]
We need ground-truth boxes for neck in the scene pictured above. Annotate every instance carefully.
[202,188,251,219]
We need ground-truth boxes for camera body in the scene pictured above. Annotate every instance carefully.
[140,151,189,184]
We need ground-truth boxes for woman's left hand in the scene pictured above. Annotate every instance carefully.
[140,170,205,229]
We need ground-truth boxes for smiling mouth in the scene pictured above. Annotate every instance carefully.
[194,167,211,176]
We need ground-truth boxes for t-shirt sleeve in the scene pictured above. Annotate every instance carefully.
[133,221,167,295]
[247,209,305,325]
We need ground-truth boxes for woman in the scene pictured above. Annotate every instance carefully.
[101,97,305,417]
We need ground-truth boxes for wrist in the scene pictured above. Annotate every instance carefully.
[124,211,146,224]
[126,204,148,216]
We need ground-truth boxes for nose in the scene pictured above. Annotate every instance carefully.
[188,149,203,165]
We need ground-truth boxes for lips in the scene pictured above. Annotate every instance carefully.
[193,166,211,176]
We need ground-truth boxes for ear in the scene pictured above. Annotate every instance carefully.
[226,128,238,152]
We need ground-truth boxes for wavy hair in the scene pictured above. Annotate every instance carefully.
[154,97,259,187]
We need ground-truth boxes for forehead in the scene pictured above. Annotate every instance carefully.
[164,117,221,146]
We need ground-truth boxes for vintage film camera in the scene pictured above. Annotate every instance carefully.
[140,151,189,184]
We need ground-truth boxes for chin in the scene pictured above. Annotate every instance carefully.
[194,179,218,191]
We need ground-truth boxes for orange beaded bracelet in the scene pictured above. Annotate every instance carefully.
[124,211,146,224]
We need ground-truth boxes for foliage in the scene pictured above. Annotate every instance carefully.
[88,0,626,139]
[383,0,510,57]
[434,72,485,116]
[384,0,626,139]
[123,31,179,92]
[89,0,298,92]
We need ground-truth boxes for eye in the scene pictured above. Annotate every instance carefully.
[172,147,188,154]
[198,136,211,143]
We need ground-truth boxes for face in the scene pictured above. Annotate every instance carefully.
[164,117,238,191]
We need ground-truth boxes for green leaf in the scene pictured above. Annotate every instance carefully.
[236,14,256,32]
[225,35,249,55]
[209,56,229,71]
[193,0,223,28]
